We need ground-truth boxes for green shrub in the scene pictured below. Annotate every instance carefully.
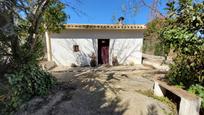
[143,40,168,56]
[160,1,204,88]
[142,41,148,53]
[167,54,204,89]
[5,64,56,112]
[142,40,159,55]
[188,84,204,109]
[154,42,166,56]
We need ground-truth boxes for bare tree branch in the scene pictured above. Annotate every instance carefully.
[63,2,87,17]
[139,0,165,19]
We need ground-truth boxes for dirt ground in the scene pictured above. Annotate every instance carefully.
[16,65,174,115]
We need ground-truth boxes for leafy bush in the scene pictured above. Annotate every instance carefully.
[167,54,204,88]
[154,42,166,56]
[160,1,204,88]
[188,84,204,109]
[160,2,204,113]
[5,64,56,112]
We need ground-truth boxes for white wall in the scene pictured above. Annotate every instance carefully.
[109,38,143,65]
[51,39,96,66]
[50,29,144,66]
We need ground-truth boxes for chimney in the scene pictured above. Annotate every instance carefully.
[118,16,125,25]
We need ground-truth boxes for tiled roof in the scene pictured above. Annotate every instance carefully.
[64,24,146,30]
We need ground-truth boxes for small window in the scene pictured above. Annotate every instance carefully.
[73,45,79,52]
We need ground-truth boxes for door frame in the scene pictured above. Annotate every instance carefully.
[97,39,110,65]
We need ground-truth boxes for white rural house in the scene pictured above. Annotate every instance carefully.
[45,22,146,66]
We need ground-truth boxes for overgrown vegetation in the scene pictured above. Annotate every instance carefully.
[188,84,204,109]
[160,0,204,111]
[5,65,56,113]
[0,0,67,113]
[143,18,168,56]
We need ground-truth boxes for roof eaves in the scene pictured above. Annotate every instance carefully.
[64,24,146,30]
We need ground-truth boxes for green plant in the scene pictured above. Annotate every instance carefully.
[0,0,66,114]
[167,54,204,88]
[143,18,169,56]
[0,0,67,71]
[188,84,204,109]
[154,42,166,56]
[5,64,56,112]
[161,0,204,88]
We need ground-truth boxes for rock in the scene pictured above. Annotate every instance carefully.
[43,61,56,70]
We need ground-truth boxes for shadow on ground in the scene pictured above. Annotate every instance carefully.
[15,65,173,115]
[15,68,128,115]
[55,71,128,115]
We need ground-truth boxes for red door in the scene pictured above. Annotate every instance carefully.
[98,39,109,65]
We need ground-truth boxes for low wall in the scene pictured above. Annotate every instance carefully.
[153,75,201,115]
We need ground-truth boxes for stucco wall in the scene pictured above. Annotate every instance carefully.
[109,39,143,65]
[50,29,143,66]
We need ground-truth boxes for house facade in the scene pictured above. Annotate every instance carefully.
[46,24,146,66]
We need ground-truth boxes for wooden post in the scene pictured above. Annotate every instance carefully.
[45,31,52,61]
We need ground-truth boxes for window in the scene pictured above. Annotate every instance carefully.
[73,45,79,52]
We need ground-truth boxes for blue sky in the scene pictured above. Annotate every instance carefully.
[65,0,167,24]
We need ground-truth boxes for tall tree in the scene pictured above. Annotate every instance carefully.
[0,0,70,112]
[0,0,67,69]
